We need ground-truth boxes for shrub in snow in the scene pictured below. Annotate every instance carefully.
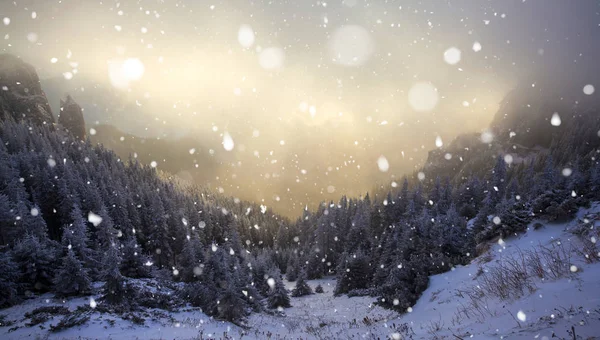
[315,284,324,294]
[291,270,313,297]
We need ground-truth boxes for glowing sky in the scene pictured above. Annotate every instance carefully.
[2,0,599,216]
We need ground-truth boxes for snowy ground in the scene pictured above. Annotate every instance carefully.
[2,204,600,339]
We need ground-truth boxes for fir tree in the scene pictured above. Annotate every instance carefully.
[100,242,126,305]
[267,272,291,309]
[12,233,56,292]
[0,249,20,307]
[53,247,91,297]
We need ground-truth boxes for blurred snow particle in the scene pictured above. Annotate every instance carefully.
[408,82,439,112]
[480,130,494,143]
[259,47,285,70]
[493,216,501,225]
[198,221,206,229]
[50,57,58,64]
[504,154,513,164]
[31,208,39,216]
[89,298,97,309]
[417,172,426,181]
[435,136,443,148]
[47,158,56,168]
[189,148,196,155]
[407,307,413,313]
[562,168,572,177]
[550,113,561,126]
[31,12,37,19]
[583,84,595,95]
[173,268,179,276]
[222,132,235,151]
[260,205,267,214]
[88,212,103,227]
[391,333,401,340]
[3,17,10,26]
[517,310,526,322]
[150,161,157,168]
[329,25,374,67]
[472,41,482,52]
[443,47,461,65]
[327,185,336,193]
[89,128,97,135]
[377,155,389,172]
[238,25,255,48]
[63,72,73,80]
[27,32,38,43]
[570,265,578,272]
[267,278,275,289]
[211,244,218,252]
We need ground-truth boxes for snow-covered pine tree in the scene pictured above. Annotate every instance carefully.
[120,238,151,279]
[53,247,91,297]
[178,234,203,282]
[0,249,20,307]
[12,233,56,292]
[100,242,126,305]
[267,271,291,309]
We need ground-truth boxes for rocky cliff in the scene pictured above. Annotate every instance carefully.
[59,95,86,140]
[0,54,55,126]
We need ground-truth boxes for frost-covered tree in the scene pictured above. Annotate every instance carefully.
[53,247,91,297]
[120,238,151,279]
[334,251,371,295]
[267,271,291,309]
[12,233,56,292]
[178,234,204,282]
[0,249,20,307]
[100,242,125,305]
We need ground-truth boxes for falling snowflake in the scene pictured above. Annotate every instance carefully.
[222,132,235,151]
[443,47,461,65]
[550,113,561,126]
[377,155,389,172]
[88,212,103,227]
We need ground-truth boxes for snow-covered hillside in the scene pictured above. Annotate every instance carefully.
[2,204,600,339]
